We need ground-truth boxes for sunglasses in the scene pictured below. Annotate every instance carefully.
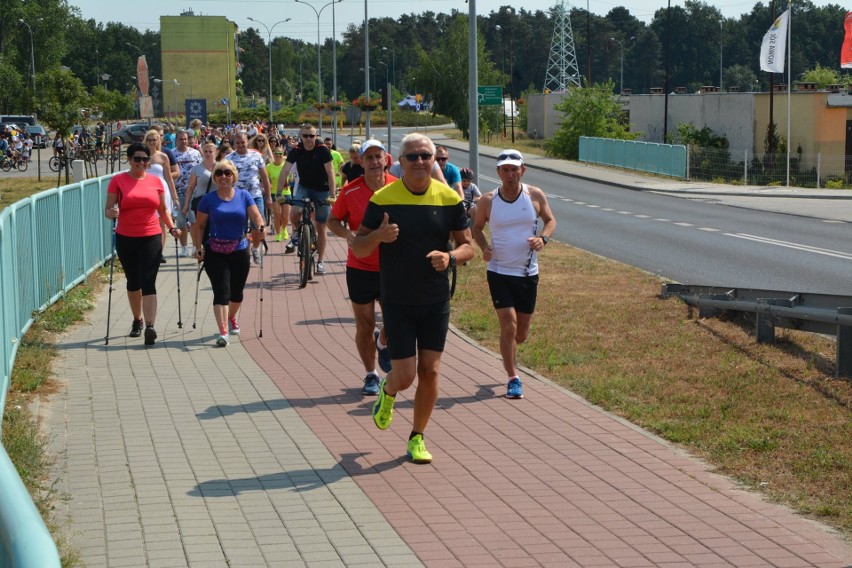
[435,157,448,162]
[498,152,523,162]
[301,134,316,139]
[131,156,150,163]
[213,169,234,177]
[274,151,285,155]
[404,152,433,162]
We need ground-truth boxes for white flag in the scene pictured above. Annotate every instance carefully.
[760,9,790,73]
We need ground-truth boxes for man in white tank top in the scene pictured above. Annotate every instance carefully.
[471,149,557,399]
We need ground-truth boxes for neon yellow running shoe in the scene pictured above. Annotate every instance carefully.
[406,434,432,464]
[372,379,395,430]
[282,228,289,240]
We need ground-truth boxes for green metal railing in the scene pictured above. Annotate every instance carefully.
[1,174,114,567]
[579,136,688,179]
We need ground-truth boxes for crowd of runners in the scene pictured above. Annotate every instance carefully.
[104,120,556,464]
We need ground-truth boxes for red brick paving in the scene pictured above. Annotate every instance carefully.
[237,234,852,568]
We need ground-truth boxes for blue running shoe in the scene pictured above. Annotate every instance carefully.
[506,377,524,399]
[374,330,392,373]
[362,373,380,396]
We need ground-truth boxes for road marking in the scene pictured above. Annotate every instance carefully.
[674,222,694,227]
[699,227,721,232]
[726,233,852,260]
[654,218,671,222]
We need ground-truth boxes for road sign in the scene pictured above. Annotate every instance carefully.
[477,86,503,106]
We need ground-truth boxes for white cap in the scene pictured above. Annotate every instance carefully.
[496,149,524,167]
[360,139,386,157]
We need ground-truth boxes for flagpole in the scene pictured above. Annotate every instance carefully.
[786,0,792,187]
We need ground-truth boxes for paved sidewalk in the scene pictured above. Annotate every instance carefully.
[43,230,852,567]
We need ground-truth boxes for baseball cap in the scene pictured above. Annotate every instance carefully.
[360,139,386,157]
[496,149,524,167]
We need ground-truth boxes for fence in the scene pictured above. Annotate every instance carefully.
[579,137,688,179]
[0,174,113,567]
[687,149,852,189]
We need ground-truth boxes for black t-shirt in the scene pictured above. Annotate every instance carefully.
[286,143,333,191]
[341,161,365,182]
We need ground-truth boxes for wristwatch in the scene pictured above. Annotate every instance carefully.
[448,252,457,268]
[541,235,549,246]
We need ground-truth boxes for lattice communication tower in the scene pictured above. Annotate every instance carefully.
[543,0,582,92]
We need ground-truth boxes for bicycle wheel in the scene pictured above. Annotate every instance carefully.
[16,158,28,172]
[48,156,61,172]
[298,223,312,288]
[1,160,11,172]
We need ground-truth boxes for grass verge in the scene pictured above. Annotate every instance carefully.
[450,241,852,537]
[0,178,57,210]
[2,275,100,567]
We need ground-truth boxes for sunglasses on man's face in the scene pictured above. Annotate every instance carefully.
[302,134,316,139]
[131,156,150,163]
[404,152,433,162]
[213,169,234,177]
[435,156,448,162]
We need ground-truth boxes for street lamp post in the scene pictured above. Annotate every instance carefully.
[719,20,724,91]
[295,0,343,137]
[19,19,36,92]
[495,25,507,138]
[381,46,395,89]
[247,17,291,124]
[609,36,634,95]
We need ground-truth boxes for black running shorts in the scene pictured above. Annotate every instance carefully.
[486,270,539,314]
[346,266,381,305]
[381,300,450,359]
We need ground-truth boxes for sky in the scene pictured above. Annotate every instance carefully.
[69,0,845,44]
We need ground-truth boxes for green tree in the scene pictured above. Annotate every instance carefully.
[545,79,638,159]
[37,68,88,183]
[800,63,841,88]
[724,64,758,92]
[412,13,501,138]
[89,85,134,122]
[0,61,26,114]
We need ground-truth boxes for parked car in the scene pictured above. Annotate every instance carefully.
[25,125,47,148]
[115,123,153,144]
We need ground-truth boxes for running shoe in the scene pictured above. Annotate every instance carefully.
[506,377,524,399]
[374,330,392,373]
[372,379,395,430]
[316,261,326,274]
[228,317,240,335]
[216,333,229,347]
[129,318,143,338]
[362,373,380,396]
[281,228,289,241]
[285,233,299,254]
[144,325,157,346]
[251,247,262,265]
[180,246,190,257]
[406,434,433,464]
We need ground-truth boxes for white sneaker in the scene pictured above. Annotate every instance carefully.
[180,246,190,257]
[216,333,229,347]
[316,261,326,274]
[251,247,262,265]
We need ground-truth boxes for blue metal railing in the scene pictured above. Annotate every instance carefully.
[1,175,113,567]
[579,136,688,179]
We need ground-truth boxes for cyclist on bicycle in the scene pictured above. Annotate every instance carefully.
[277,123,337,275]
[328,139,396,395]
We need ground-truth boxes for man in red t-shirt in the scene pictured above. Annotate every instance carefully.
[328,139,395,395]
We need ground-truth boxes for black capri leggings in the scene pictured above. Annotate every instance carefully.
[115,233,162,295]
[203,246,251,305]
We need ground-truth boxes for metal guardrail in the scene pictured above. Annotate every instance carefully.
[579,136,688,179]
[662,284,852,378]
[0,174,114,567]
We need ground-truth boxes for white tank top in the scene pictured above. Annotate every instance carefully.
[486,184,538,277]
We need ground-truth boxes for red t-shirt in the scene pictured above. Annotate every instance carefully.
[107,172,165,237]
[331,173,396,272]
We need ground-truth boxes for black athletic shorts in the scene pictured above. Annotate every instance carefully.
[346,266,381,305]
[382,300,450,359]
[486,270,539,314]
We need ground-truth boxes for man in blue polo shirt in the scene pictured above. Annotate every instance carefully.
[434,145,463,199]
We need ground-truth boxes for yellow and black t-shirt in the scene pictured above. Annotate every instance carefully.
[361,179,469,305]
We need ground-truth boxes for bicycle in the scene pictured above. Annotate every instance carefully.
[284,196,328,288]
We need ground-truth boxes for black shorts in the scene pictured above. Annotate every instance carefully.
[346,266,381,305]
[382,301,450,359]
[486,270,539,314]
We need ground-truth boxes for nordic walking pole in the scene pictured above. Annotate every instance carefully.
[175,235,183,328]
[104,216,117,345]
[192,261,204,329]
[258,248,264,338]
